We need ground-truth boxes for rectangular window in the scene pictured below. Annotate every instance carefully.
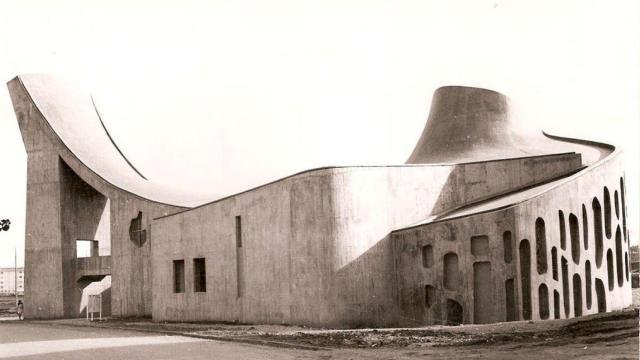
[235,215,243,297]
[235,216,242,248]
[173,260,185,293]
[193,258,206,292]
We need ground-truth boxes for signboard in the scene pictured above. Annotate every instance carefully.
[87,294,102,321]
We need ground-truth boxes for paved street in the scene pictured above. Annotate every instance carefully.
[0,322,307,359]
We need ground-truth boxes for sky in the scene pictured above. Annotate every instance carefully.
[0,0,638,267]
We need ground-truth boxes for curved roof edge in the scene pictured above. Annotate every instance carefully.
[154,151,581,220]
[91,96,148,180]
[9,74,206,208]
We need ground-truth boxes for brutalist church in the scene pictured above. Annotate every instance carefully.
[7,74,632,327]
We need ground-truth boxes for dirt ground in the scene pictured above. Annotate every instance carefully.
[3,292,639,359]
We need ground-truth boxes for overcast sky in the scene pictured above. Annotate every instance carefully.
[0,0,638,267]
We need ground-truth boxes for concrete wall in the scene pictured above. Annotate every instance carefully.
[392,153,631,326]
[151,153,581,327]
[9,78,183,319]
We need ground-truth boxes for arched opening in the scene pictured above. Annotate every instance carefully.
[625,252,630,282]
[444,253,460,290]
[503,231,513,263]
[606,249,614,291]
[615,226,623,287]
[535,218,547,274]
[446,299,463,325]
[582,205,589,250]
[562,256,570,317]
[519,239,532,320]
[592,198,603,268]
[538,283,549,320]
[553,290,560,319]
[558,211,567,250]
[569,213,580,264]
[604,187,612,239]
[551,247,558,281]
[585,260,592,310]
[573,274,582,317]
[425,285,435,308]
[595,278,606,313]
[422,245,434,268]
[614,190,620,220]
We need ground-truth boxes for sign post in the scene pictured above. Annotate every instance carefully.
[87,294,102,321]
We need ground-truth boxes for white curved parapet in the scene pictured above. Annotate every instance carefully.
[9,74,210,208]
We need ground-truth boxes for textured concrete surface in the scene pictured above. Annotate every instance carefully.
[393,156,631,325]
[406,85,611,165]
[151,155,581,327]
[7,75,631,328]
[8,76,185,319]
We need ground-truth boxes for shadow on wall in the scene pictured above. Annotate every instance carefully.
[333,234,399,328]
[327,155,584,328]
[429,154,582,219]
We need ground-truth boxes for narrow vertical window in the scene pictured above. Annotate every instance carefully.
[519,240,532,320]
[194,258,206,292]
[582,205,589,250]
[173,260,185,293]
[503,231,513,263]
[569,213,580,264]
[593,198,603,268]
[551,247,558,280]
[443,253,460,290]
[620,177,627,241]
[235,216,242,248]
[604,187,612,239]
[558,211,567,250]
[615,226,623,287]
[535,218,547,274]
[422,245,434,268]
[235,215,243,297]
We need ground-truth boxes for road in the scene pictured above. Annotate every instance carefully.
[0,312,637,360]
[0,322,308,360]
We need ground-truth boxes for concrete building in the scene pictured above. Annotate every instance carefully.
[0,267,24,296]
[7,74,632,326]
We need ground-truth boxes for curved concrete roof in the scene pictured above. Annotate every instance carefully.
[406,86,607,165]
[398,85,618,231]
[13,74,212,207]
